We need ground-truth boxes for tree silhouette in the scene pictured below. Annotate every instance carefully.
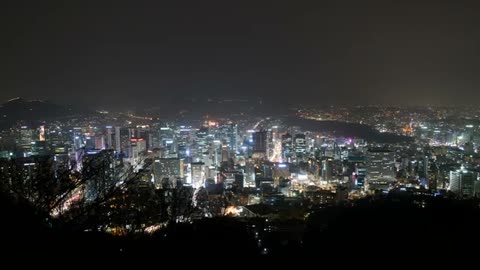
[0,151,194,234]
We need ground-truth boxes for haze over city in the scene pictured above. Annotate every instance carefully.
[2,0,480,107]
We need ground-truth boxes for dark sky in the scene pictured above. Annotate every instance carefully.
[1,0,480,108]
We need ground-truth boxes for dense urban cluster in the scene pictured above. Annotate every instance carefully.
[1,99,480,256]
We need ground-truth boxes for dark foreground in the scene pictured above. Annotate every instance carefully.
[2,194,479,265]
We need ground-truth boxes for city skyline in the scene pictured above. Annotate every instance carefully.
[3,1,480,260]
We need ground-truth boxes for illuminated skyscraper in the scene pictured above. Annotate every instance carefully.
[449,169,476,198]
[82,149,116,201]
[294,134,307,158]
[105,126,115,150]
[366,149,395,181]
[131,138,147,165]
[191,162,206,188]
[115,127,135,158]
[153,158,184,188]
[322,158,333,181]
[366,148,395,190]
[17,126,35,154]
[355,164,366,189]
[217,123,238,153]
[281,133,293,162]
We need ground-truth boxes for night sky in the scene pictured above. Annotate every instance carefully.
[2,0,480,107]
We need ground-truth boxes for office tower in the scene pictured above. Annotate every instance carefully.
[85,136,96,150]
[449,168,477,198]
[17,126,35,154]
[365,148,395,190]
[72,127,84,150]
[294,134,307,158]
[136,126,151,150]
[153,158,184,188]
[427,160,439,191]
[177,143,188,159]
[82,149,116,201]
[115,127,135,158]
[131,138,147,165]
[355,164,366,189]
[48,128,66,153]
[105,126,115,150]
[159,127,174,147]
[115,127,121,153]
[216,123,238,153]
[54,153,70,179]
[253,130,267,156]
[366,148,395,181]
[281,133,293,162]
[221,145,230,162]
[2,156,55,188]
[322,158,333,181]
[244,160,256,187]
[266,129,274,160]
[31,141,49,156]
[228,124,238,153]
[191,162,206,188]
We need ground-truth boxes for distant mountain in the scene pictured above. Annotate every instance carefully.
[0,98,87,126]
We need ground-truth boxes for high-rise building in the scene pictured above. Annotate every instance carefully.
[31,141,49,156]
[54,153,70,179]
[449,168,477,198]
[115,127,135,158]
[131,138,147,165]
[153,158,184,188]
[221,145,230,162]
[366,148,395,190]
[366,149,395,181]
[136,126,151,150]
[115,127,121,153]
[85,136,96,150]
[266,129,274,160]
[72,127,84,150]
[294,134,307,158]
[244,160,256,187]
[354,164,366,189]
[191,162,206,188]
[217,124,238,153]
[322,158,333,181]
[48,128,66,152]
[228,124,238,153]
[105,126,115,150]
[17,126,35,154]
[159,127,175,148]
[82,149,116,201]
[253,130,267,156]
[281,133,293,162]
